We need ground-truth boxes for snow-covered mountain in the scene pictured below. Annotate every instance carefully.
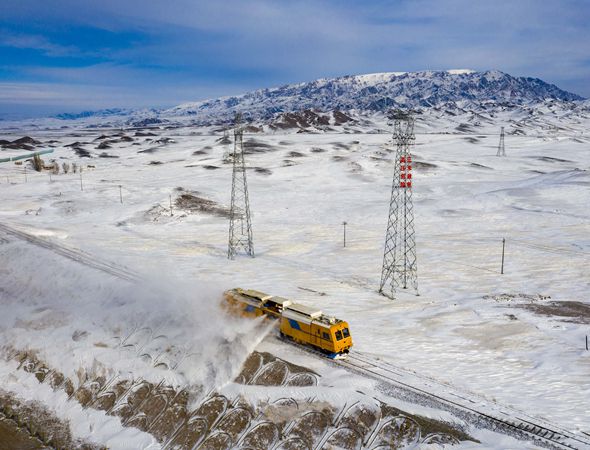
[165,69,584,122]
[3,69,582,133]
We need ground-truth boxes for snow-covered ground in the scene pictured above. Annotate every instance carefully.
[0,114,589,447]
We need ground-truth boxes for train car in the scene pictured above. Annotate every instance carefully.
[223,288,292,319]
[224,288,272,318]
[280,303,352,357]
[223,288,353,357]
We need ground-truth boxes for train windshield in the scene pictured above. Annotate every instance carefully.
[342,328,350,338]
[335,330,343,341]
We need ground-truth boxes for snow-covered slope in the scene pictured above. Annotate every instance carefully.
[2,70,586,135]
[165,69,584,121]
[1,99,590,448]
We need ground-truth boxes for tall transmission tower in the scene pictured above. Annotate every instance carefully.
[379,110,418,299]
[496,126,506,157]
[228,113,254,259]
[222,127,233,163]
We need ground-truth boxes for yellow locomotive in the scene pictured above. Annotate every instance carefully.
[224,288,353,357]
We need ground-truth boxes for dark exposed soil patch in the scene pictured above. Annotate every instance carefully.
[332,142,350,150]
[138,147,158,154]
[73,147,92,158]
[470,162,492,170]
[0,415,45,450]
[65,141,90,148]
[517,301,590,324]
[6,348,473,449]
[413,161,437,170]
[135,131,157,137]
[0,136,42,150]
[13,136,41,145]
[202,165,220,170]
[174,193,230,217]
[149,161,163,165]
[0,390,102,449]
[192,149,209,155]
[310,147,326,153]
[463,137,480,144]
[456,123,474,133]
[484,293,550,303]
[532,156,572,163]
[380,404,473,445]
[96,141,111,150]
[287,151,305,158]
[72,330,89,341]
[349,162,363,172]
[332,155,348,162]
[216,135,232,145]
[98,152,119,158]
[271,109,330,130]
[333,110,353,125]
[253,167,272,175]
[236,352,318,387]
[154,137,175,145]
[243,139,276,154]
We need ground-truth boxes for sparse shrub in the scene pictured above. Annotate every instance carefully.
[52,162,60,175]
[62,162,70,174]
[32,154,44,172]
[72,162,78,173]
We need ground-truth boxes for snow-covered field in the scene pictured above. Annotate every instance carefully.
[0,113,589,448]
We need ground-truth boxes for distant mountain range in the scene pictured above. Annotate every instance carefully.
[163,70,584,121]
[49,70,586,127]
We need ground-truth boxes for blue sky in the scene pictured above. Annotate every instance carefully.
[1,0,589,118]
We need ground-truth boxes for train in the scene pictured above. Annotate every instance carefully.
[223,288,353,357]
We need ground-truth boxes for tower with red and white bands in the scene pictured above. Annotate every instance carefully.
[379,110,419,299]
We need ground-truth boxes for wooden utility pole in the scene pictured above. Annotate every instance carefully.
[501,238,506,274]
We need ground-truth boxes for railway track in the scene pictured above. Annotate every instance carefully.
[0,222,138,282]
[343,352,590,449]
[287,340,590,450]
[4,221,589,449]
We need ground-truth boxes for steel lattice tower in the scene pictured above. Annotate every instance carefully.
[222,128,233,163]
[497,126,506,157]
[228,113,254,259]
[379,110,418,299]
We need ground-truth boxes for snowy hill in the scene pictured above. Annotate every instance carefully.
[2,69,585,134]
[1,68,590,448]
[165,69,584,122]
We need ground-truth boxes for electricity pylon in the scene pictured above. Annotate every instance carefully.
[222,128,233,163]
[379,110,418,299]
[228,113,254,259]
[497,126,506,156]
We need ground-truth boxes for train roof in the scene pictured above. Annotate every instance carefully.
[285,303,322,319]
[267,296,292,307]
[236,288,273,301]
